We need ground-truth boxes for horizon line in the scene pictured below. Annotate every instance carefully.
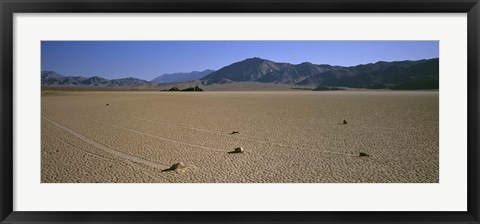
[42,57,439,80]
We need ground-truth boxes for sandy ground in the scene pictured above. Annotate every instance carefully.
[41,91,439,183]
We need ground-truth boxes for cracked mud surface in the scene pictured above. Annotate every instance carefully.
[41,91,439,183]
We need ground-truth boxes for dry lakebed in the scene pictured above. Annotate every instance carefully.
[41,90,439,183]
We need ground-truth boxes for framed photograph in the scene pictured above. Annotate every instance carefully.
[1,0,479,223]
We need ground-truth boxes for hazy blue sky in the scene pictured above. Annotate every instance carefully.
[41,41,439,80]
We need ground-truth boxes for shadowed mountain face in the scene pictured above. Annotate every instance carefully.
[42,57,438,90]
[201,57,439,90]
[201,58,284,83]
[200,57,329,84]
[307,59,439,90]
[151,69,215,83]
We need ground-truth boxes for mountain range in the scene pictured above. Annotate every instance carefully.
[151,69,215,83]
[41,57,439,90]
[41,71,150,87]
[200,57,439,89]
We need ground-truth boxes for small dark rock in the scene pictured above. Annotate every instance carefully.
[170,162,186,170]
[230,131,239,134]
[106,104,109,106]
[343,120,348,124]
[358,152,369,157]
[234,147,244,153]
[162,162,187,172]
[229,147,245,154]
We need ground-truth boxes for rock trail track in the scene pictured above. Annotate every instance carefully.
[42,114,171,170]
[44,123,170,182]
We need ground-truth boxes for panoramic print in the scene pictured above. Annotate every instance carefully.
[41,41,439,183]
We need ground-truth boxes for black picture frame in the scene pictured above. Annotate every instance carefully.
[1,0,479,223]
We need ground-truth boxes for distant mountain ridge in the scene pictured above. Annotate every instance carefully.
[42,57,439,90]
[41,71,65,80]
[151,69,215,83]
[200,57,439,90]
[41,72,150,87]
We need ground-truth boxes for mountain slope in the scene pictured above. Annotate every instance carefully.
[151,69,215,83]
[297,60,425,86]
[301,58,439,89]
[201,58,335,84]
[41,71,65,80]
[201,57,288,83]
[256,62,333,83]
[201,57,438,89]
[109,77,150,87]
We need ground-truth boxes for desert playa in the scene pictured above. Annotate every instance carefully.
[41,90,439,183]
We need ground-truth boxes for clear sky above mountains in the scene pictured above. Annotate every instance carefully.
[41,41,439,80]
